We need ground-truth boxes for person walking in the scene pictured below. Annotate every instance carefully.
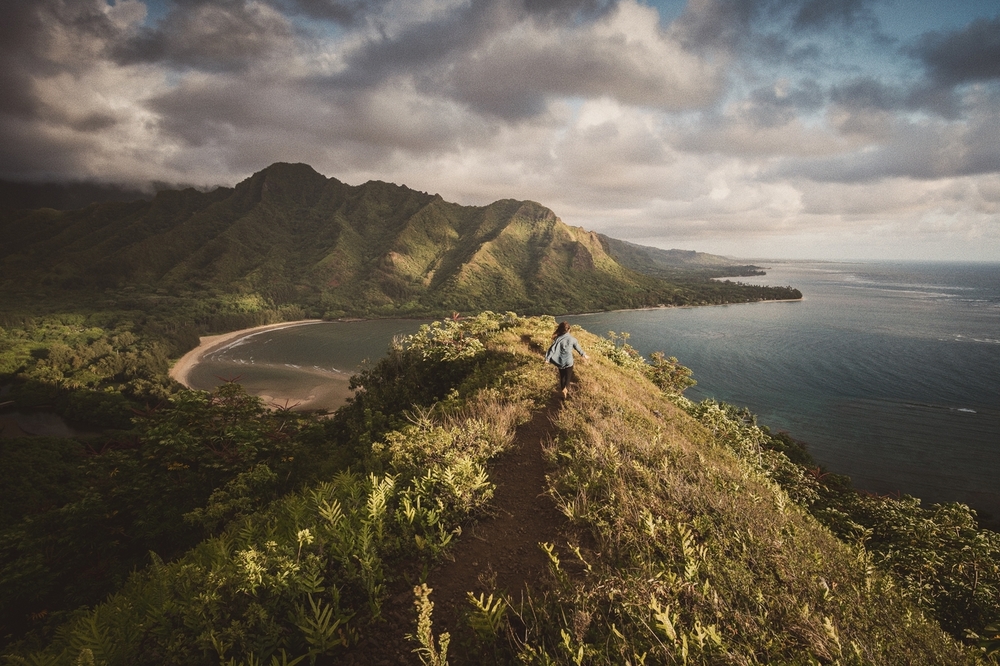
[545,321,587,399]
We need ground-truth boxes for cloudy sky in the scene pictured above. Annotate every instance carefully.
[2,0,999,260]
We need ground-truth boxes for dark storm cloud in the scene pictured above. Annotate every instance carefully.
[330,0,622,86]
[829,77,904,111]
[521,0,618,20]
[319,0,717,120]
[912,15,1000,86]
[284,0,392,24]
[0,116,90,179]
[0,0,132,180]
[867,16,1000,119]
[327,0,502,89]
[675,0,883,55]
[902,83,963,119]
[146,70,476,158]
[0,66,39,120]
[0,2,45,103]
[827,76,966,131]
[0,1,116,116]
[673,0,761,52]
[823,17,1000,121]
[308,0,624,92]
[114,0,294,72]
[286,0,616,24]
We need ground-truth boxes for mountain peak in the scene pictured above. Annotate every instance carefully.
[233,163,332,208]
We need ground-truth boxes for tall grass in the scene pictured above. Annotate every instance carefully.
[494,325,981,664]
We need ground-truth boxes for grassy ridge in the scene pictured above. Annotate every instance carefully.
[4,315,993,664]
[533,327,986,664]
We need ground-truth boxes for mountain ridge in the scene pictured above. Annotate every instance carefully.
[0,162,800,318]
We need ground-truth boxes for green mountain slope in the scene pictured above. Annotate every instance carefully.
[0,163,799,318]
[598,234,766,279]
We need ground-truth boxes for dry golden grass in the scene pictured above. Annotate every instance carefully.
[499,323,980,665]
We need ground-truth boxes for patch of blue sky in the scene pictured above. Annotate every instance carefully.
[128,0,170,26]
[801,34,920,82]
[562,96,587,116]
[163,69,185,88]
[290,16,349,41]
[731,22,924,101]
[638,0,688,27]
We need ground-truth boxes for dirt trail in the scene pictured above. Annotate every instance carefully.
[427,394,565,629]
[341,395,565,664]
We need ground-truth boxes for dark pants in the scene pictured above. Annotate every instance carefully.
[558,364,574,391]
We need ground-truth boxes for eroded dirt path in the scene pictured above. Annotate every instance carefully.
[341,395,564,664]
[427,394,565,631]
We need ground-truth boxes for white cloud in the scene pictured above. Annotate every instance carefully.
[0,0,998,260]
[446,1,723,116]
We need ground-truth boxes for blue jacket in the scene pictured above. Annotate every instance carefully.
[545,333,586,369]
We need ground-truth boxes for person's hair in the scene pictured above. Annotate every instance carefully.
[552,321,570,339]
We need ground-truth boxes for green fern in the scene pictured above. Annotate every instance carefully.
[467,591,508,641]
[295,593,352,655]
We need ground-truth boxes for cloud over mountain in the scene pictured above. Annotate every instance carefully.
[0,0,998,260]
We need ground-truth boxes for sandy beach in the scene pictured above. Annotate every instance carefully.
[169,320,350,411]
[253,367,355,412]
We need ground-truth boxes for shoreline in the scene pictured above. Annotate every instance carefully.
[168,298,801,409]
[171,298,801,388]
[563,296,804,318]
[169,319,324,389]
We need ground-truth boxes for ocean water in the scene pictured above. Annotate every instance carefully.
[567,261,1000,522]
[188,262,1000,521]
[186,319,428,408]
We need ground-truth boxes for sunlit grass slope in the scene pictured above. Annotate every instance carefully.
[532,326,978,664]
[5,315,982,665]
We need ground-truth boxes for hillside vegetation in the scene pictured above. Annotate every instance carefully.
[597,236,766,281]
[3,167,993,663]
[4,315,996,664]
[0,162,794,437]
[0,163,799,322]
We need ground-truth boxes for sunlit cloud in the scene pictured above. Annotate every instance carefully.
[0,0,998,260]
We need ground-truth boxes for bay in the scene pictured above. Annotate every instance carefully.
[186,319,428,411]
[187,261,1000,523]
[567,261,1000,523]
